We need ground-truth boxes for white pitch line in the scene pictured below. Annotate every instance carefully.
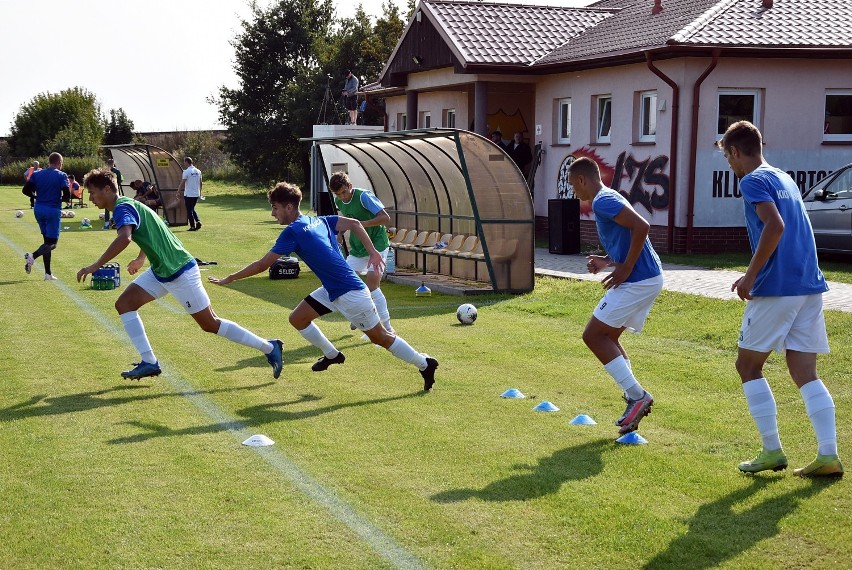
[0,231,425,570]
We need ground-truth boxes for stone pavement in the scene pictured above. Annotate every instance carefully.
[535,248,852,313]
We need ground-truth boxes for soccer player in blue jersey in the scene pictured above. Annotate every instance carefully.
[208,181,438,391]
[567,157,663,435]
[76,168,283,381]
[22,152,70,280]
[719,121,842,478]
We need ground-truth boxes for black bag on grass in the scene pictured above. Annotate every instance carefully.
[269,256,300,280]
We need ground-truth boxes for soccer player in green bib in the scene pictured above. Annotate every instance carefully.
[329,172,394,334]
[77,168,283,381]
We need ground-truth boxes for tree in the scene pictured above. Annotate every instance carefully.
[212,0,335,184]
[8,87,104,157]
[104,108,135,145]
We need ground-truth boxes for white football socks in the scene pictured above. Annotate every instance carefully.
[216,319,273,353]
[742,378,782,451]
[387,337,427,369]
[370,288,392,331]
[604,356,644,400]
[120,311,156,364]
[800,379,838,456]
[298,322,339,358]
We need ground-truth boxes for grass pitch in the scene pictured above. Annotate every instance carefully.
[0,183,850,569]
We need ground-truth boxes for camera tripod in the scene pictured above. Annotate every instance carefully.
[316,75,346,125]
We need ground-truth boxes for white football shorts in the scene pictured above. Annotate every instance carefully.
[593,274,663,333]
[346,248,388,275]
[132,264,211,315]
[309,286,381,331]
[739,294,829,354]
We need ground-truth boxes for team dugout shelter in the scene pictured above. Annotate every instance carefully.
[101,144,189,226]
[304,128,534,293]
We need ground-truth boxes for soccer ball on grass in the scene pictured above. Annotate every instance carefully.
[15,210,24,218]
[456,303,478,325]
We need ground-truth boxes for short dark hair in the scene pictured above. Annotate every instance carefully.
[268,181,302,208]
[718,120,762,157]
[329,171,351,192]
[83,168,118,193]
[567,156,601,180]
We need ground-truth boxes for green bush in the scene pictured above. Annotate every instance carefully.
[1,156,102,185]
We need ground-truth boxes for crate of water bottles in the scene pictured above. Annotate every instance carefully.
[92,262,121,290]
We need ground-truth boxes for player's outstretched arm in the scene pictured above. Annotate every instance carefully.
[77,225,133,283]
[208,251,280,286]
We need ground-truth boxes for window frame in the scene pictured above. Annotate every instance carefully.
[638,90,657,143]
[717,89,761,136]
[823,89,852,142]
[444,108,456,128]
[557,98,572,144]
[595,95,612,144]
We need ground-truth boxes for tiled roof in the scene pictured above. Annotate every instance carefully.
[423,1,613,66]
[676,0,852,47]
[536,0,720,65]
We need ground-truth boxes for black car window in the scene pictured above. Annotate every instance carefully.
[826,169,852,199]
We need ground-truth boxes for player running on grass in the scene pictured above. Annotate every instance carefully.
[76,168,283,381]
[567,157,663,435]
[329,171,395,334]
[719,121,843,478]
[207,181,438,391]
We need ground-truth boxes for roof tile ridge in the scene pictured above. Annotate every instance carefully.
[670,0,740,43]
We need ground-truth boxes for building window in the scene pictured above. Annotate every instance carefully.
[717,89,760,135]
[443,108,456,128]
[824,90,852,141]
[639,91,657,142]
[396,113,407,131]
[595,95,612,143]
[419,111,431,128]
[557,98,571,144]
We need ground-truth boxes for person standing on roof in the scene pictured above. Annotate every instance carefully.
[341,69,359,125]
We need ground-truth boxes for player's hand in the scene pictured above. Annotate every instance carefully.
[732,276,753,300]
[127,258,144,275]
[367,251,385,275]
[77,265,95,283]
[208,275,231,286]
[601,262,629,290]
[586,255,609,275]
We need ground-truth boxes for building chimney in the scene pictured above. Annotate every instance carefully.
[652,0,663,15]
[762,0,773,7]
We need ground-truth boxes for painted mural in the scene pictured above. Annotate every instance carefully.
[556,147,670,223]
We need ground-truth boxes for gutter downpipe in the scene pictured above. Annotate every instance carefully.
[645,51,679,253]
[686,49,721,253]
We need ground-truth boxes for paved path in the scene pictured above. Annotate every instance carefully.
[534,249,852,313]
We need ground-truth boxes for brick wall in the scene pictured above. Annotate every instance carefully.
[536,216,751,254]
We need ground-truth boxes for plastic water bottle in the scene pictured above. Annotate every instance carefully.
[386,248,396,274]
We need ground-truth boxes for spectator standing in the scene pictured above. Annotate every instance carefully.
[490,130,507,151]
[22,152,69,280]
[179,157,203,231]
[507,131,533,177]
[341,69,359,125]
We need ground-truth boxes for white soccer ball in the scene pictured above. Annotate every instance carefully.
[98,213,105,220]
[66,210,75,218]
[82,218,90,224]
[15,210,23,218]
[60,211,68,218]
[456,303,478,325]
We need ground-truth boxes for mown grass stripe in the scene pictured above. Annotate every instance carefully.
[0,230,425,570]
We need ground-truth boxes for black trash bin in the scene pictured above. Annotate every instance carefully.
[548,198,581,254]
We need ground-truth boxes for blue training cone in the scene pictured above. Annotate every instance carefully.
[615,432,648,445]
[533,401,559,412]
[569,414,597,425]
[500,388,526,399]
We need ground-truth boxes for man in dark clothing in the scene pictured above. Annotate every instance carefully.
[507,131,533,177]
[104,158,123,229]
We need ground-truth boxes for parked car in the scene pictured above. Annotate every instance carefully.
[802,163,852,253]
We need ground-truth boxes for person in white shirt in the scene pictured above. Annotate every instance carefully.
[178,157,203,231]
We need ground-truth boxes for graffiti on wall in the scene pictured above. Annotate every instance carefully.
[556,147,670,217]
[711,168,835,199]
